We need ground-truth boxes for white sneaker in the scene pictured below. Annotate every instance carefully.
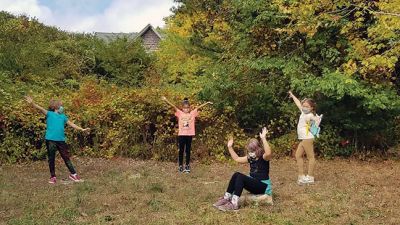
[297,175,308,185]
[305,175,315,184]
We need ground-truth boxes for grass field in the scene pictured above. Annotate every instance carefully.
[1,157,399,225]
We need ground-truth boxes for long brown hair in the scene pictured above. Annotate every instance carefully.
[247,138,264,158]
[301,98,317,115]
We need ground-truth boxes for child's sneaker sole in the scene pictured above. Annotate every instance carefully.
[297,180,307,185]
[48,177,57,184]
[305,176,315,184]
[297,180,315,185]
[217,206,239,212]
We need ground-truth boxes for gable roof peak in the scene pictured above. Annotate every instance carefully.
[137,24,162,39]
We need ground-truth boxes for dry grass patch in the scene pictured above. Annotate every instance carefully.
[1,157,399,224]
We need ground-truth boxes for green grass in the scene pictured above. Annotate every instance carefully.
[1,157,400,224]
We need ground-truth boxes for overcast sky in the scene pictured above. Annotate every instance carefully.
[0,0,177,33]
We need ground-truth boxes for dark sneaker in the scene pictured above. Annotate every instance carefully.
[69,174,84,182]
[48,176,57,184]
[184,164,190,173]
[217,201,239,212]
[213,197,230,208]
[178,165,184,173]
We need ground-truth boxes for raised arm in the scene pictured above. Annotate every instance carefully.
[25,96,47,115]
[227,138,248,163]
[67,120,90,132]
[259,127,272,161]
[194,101,213,111]
[288,91,302,111]
[161,96,179,111]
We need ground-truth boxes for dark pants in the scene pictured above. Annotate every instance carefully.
[45,140,76,177]
[226,172,268,197]
[178,136,193,166]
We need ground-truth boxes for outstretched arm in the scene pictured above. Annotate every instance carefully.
[288,91,302,112]
[25,96,47,115]
[161,96,179,111]
[67,120,90,132]
[194,101,213,111]
[227,138,248,163]
[259,127,272,161]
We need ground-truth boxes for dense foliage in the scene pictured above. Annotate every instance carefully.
[158,0,400,156]
[1,0,400,163]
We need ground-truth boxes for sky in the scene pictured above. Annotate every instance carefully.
[0,0,177,33]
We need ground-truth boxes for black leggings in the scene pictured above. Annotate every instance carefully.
[226,172,268,197]
[46,140,76,177]
[178,136,192,166]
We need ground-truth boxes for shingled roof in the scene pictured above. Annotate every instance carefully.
[94,32,138,42]
[94,24,163,51]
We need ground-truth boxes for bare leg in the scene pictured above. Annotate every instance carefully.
[295,141,305,176]
[303,139,316,176]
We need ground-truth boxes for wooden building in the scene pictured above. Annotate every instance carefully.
[95,24,162,52]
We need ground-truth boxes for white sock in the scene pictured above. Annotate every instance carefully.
[224,192,232,200]
[231,195,239,206]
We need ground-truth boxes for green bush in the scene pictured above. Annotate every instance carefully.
[270,132,297,157]
[1,4,400,164]
[314,125,345,159]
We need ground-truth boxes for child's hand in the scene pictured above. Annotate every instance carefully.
[227,138,234,148]
[82,128,90,133]
[259,127,268,139]
[161,96,167,101]
[288,91,294,98]
[316,114,323,125]
[207,101,213,105]
[25,96,33,104]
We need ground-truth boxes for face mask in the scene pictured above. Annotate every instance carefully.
[248,152,256,158]
[248,152,257,163]
[57,106,64,114]
[302,107,311,114]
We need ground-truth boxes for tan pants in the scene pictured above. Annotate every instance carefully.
[295,139,316,176]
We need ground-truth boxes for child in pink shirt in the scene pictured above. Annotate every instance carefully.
[162,96,212,173]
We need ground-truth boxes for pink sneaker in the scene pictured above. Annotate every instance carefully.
[213,197,230,208]
[69,174,84,182]
[217,201,239,212]
[48,176,57,184]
